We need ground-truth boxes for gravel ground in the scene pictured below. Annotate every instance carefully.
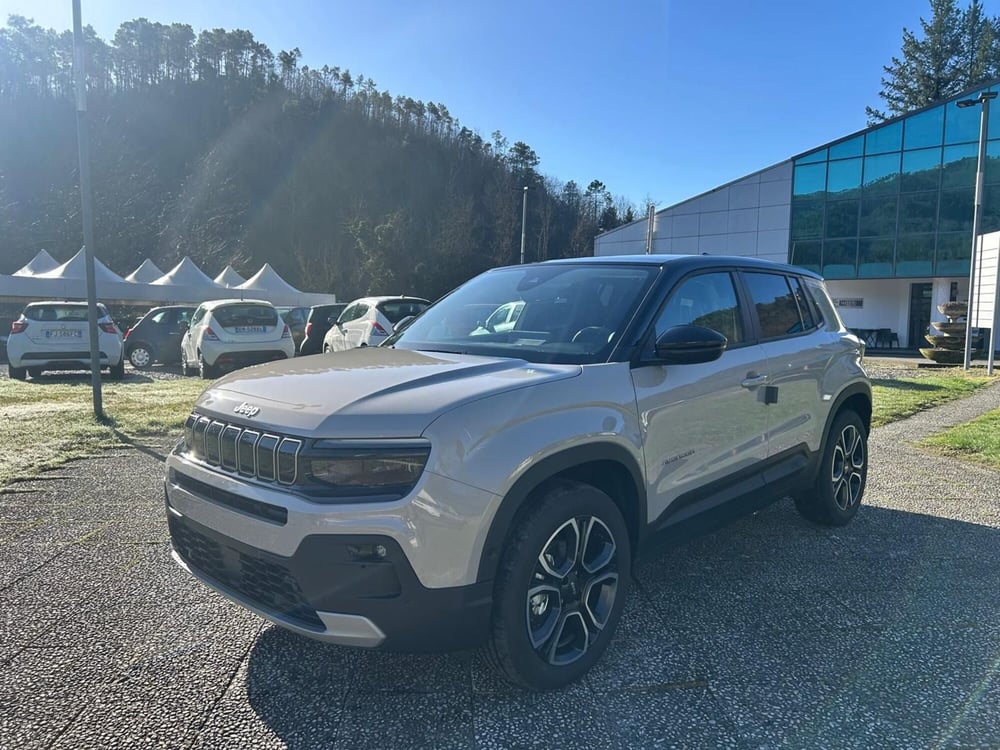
[0,380,999,748]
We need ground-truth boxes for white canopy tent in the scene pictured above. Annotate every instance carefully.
[1,250,337,306]
[214,265,246,288]
[125,259,165,283]
[12,249,59,277]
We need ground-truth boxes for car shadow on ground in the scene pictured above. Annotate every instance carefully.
[15,370,157,384]
[242,502,1000,748]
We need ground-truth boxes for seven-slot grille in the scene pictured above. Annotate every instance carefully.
[184,413,302,484]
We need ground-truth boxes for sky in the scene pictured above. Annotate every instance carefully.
[0,0,983,209]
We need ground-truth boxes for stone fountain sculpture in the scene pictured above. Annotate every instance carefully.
[920,301,980,364]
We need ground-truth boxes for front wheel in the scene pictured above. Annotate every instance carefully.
[794,410,867,526]
[486,480,630,690]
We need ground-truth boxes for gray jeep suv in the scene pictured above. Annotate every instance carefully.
[165,255,871,690]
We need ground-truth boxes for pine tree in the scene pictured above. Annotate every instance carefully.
[867,0,1000,123]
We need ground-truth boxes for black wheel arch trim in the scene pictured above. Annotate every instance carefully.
[819,382,873,458]
[475,442,646,584]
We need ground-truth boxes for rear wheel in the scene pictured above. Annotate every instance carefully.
[199,354,216,380]
[794,410,867,526]
[8,364,26,381]
[27,367,42,379]
[109,357,125,381]
[486,480,630,690]
[128,344,154,369]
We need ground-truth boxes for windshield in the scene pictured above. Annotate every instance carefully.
[386,264,658,364]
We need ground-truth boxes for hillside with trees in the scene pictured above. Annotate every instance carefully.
[0,16,635,300]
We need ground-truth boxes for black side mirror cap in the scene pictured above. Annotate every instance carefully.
[393,315,415,334]
[653,324,727,365]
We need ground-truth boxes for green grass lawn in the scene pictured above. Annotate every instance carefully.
[870,372,996,427]
[0,375,206,489]
[0,367,996,490]
[923,408,1000,470]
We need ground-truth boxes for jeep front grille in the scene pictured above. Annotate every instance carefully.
[184,413,301,485]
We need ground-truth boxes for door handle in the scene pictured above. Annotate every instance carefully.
[741,373,769,388]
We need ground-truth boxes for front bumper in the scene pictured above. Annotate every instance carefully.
[167,500,493,651]
[164,449,500,651]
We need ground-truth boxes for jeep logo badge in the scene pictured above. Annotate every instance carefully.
[233,402,261,418]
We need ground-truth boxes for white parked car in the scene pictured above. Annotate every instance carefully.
[180,299,295,379]
[6,300,124,381]
[322,296,429,352]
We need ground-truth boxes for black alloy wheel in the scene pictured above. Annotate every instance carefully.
[487,480,630,690]
[794,409,867,526]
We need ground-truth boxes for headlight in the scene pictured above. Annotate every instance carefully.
[305,440,430,497]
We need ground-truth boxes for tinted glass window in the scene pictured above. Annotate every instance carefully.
[904,106,944,150]
[945,96,985,144]
[829,135,863,159]
[25,304,89,322]
[938,188,974,232]
[825,200,858,238]
[796,148,827,164]
[827,159,862,197]
[178,309,193,324]
[793,163,826,197]
[212,304,278,327]
[859,238,895,278]
[942,143,977,188]
[150,310,171,324]
[896,235,935,276]
[823,239,858,279]
[654,272,743,344]
[743,273,804,339]
[860,195,897,236]
[790,241,821,273]
[790,277,817,330]
[802,278,842,328]
[935,232,971,276]
[378,300,429,324]
[865,121,902,154]
[862,153,900,193]
[791,199,824,239]
[899,192,938,233]
[901,147,942,192]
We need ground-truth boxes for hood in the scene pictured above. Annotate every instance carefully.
[194,347,581,437]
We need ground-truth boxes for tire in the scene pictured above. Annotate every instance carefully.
[180,353,192,376]
[8,364,26,381]
[27,367,42,379]
[199,354,216,380]
[128,343,154,369]
[485,480,630,690]
[109,357,125,381]
[794,410,868,527]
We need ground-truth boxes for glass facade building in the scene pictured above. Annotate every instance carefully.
[790,84,1000,279]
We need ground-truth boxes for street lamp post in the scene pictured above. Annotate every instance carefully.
[956,91,997,370]
[520,186,528,264]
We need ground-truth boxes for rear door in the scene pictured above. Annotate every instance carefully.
[630,270,771,525]
[739,271,831,459]
[343,303,371,348]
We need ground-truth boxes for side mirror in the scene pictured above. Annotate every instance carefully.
[653,324,727,365]
[393,315,415,333]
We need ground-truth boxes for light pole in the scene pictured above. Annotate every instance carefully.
[956,90,997,370]
[519,186,528,264]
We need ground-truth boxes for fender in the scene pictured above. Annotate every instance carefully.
[818,381,873,460]
[475,442,646,583]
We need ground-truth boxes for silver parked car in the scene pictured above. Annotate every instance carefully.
[165,255,871,690]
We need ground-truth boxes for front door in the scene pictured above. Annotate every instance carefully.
[908,283,933,349]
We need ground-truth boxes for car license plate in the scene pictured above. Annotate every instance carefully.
[45,329,82,338]
[234,326,266,334]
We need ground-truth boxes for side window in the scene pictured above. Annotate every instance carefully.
[790,277,818,330]
[743,272,804,339]
[803,278,842,329]
[178,309,193,324]
[191,306,206,326]
[353,304,370,321]
[150,310,170,324]
[337,304,357,324]
[654,272,744,344]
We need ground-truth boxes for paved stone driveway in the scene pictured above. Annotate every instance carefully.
[1,384,998,749]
